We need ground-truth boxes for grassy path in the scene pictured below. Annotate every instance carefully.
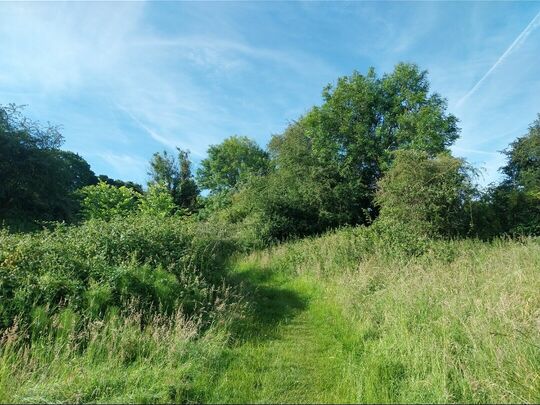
[205,261,363,403]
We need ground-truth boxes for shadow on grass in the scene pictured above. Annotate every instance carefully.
[226,263,308,343]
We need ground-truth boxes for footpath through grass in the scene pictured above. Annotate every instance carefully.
[204,260,363,403]
[201,235,540,404]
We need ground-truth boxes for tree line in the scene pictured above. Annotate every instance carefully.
[1,63,538,239]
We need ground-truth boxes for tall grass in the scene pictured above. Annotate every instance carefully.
[244,231,540,403]
[1,219,538,403]
[0,215,244,403]
[0,307,232,403]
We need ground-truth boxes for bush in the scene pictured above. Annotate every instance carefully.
[78,181,140,221]
[473,185,540,238]
[139,182,176,218]
[375,150,474,238]
[0,215,238,330]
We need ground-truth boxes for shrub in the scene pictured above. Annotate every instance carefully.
[139,182,176,218]
[78,181,140,221]
[0,215,238,331]
[375,150,474,238]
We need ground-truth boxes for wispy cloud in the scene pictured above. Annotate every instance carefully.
[1,1,538,187]
[452,147,500,157]
[133,35,336,77]
[116,104,180,150]
[456,10,540,108]
[98,152,148,180]
[1,2,329,163]
[0,2,145,93]
[452,146,499,156]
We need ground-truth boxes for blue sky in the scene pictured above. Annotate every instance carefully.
[1,1,539,187]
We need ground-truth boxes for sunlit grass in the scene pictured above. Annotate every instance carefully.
[0,230,538,403]
[231,234,540,403]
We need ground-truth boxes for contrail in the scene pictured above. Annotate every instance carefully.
[115,103,179,150]
[456,10,540,108]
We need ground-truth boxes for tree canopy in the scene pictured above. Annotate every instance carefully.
[97,175,143,194]
[249,63,461,239]
[196,135,269,194]
[480,115,540,236]
[148,148,199,211]
[2,64,538,240]
[0,105,97,226]
[375,150,474,237]
[502,114,540,192]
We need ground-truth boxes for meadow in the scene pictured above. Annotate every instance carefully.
[1,221,538,403]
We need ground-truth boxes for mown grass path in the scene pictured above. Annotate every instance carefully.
[205,261,363,403]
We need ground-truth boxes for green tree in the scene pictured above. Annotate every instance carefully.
[0,104,97,226]
[220,121,334,243]
[97,174,143,194]
[148,148,199,211]
[482,115,540,236]
[78,181,140,221]
[139,183,176,218]
[301,63,459,220]
[197,136,269,194]
[248,63,460,239]
[148,150,178,194]
[375,150,474,238]
[502,114,540,191]
[176,149,199,210]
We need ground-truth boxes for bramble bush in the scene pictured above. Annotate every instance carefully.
[139,182,176,218]
[78,180,140,221]
[0,215,238,331]
[375,150,475,238]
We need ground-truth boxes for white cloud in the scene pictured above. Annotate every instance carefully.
[0,2,145,93]
[132,35,335,76]
[116,104,181,151]
[1,2,329,161]
[452,147,499,157]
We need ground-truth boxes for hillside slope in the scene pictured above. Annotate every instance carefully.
[202,234,540,403]
[1,228,539,403]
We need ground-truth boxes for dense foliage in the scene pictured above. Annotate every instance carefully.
[148,148,199,211]
[470,116,540,238]
[97,174,144,194]
[497,115,540,235]
[139,182,177,218]
[376,150,474,238]
[197,135,270,194]
[502,115,540,191]
[2,65,537,240]
[0,215,237,330]
[78,181,141,221]
[0,105,97,227]
[223,64,461,241]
